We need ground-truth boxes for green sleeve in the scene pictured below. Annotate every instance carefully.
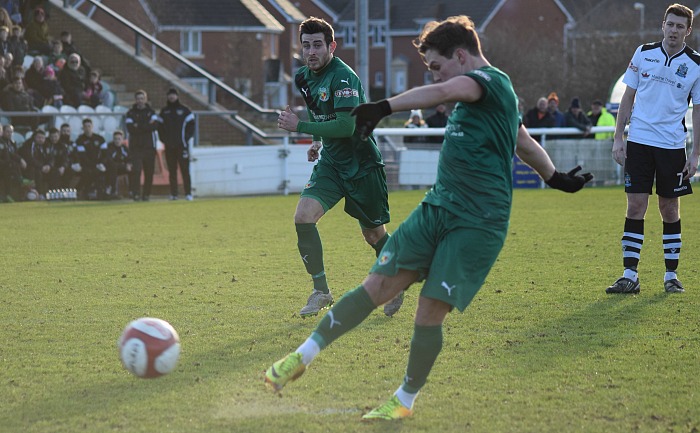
[297,111,355,139]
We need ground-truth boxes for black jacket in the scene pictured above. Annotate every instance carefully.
[125,103,158,154]
[157,100,194,150]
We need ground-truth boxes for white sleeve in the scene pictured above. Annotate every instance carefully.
[622,46,642,90]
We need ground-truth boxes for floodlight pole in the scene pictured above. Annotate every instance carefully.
[355,0,369,101]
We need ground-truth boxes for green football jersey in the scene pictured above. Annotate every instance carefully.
[295,56,383,180]
[423,66,519,226]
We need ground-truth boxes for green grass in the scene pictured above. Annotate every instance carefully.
[0,188,698,433]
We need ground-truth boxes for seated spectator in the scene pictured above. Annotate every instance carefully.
[83,69,104,107]
[74,118,106,199]
[523,97,555,142]
[24,7,50,55]
[7,24,27,66]
[587,99,615,140]
[1,77,37,129]
[0,1,22,24]
[45,126,68,189]
[60,30,91,73]
[58,53,86,107]
[403,109,428,143]
[47,39,66,70]
[25,55,43,91]
[0,25,9,57]
[100,129,131,199]
[424,103,449,143]
[564,97,592,138]
[40,66,63,108]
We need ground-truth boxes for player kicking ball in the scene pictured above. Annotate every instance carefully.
[265,15,592,420]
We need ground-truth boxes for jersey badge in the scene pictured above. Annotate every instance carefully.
[335,88,359,98]
[676,63,688,78]
[304,181,316,189]
[318,87,330,102]
[472,70,491,81]
[377,251,393,266]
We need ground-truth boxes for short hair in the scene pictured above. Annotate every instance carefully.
[34,128,46,136]
[3,124,13,131]
[299,17,334,46]
[413,15,482,60]
[113,129,124,137]
[60,123,70,129]
[135,89,147,99]
[665,3,693,28]
[48,127,59,135]
[82,118,93,125]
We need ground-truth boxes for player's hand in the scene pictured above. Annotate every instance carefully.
[277,105,299,132]
[612,138,626,166]
[351,100,392,140]
[545,165,593,193]
[307,141,321,162]
[683,153,699,180]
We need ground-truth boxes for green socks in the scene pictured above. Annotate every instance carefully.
[311,285,377,349]
[296,223,328,293]
[402,324,443,393]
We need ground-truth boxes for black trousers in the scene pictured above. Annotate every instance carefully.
[164,147,191,196]
[129,150,155,198]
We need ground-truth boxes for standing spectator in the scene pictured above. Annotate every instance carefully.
[100,129,131,199]
[24,7,50,55]
[587,99,615,140]
[546,91,565,127]
[58,53,86,107]
[73,118,104,198]
[1,77,37,129]
[125,90,158,201]
[523,96,555,142]
[7,25,27,66]
[0,123,27,201]
[564,97,592,137]
[424,103,448,143]
[156,87,194,200]
[0,25,9,57]
[403,109,428,143]
[608,3,700,295]
[276,17,394,317]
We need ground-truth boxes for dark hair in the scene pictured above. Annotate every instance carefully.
[299,17,334,46]
[34,128,46,136]
[113,129,124,137]
[665,3,693,28]
[82,118,92,125]
[413,15,481,60]
[48,127,59,134]
[60,123,69,129]
[135,89,147,99]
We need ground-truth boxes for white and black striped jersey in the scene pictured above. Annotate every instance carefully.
[623,42,700,149]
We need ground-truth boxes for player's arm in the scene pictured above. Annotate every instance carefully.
[297,111,355,138]
[612,86,636,166]
[685,105,700,179]
[516,124,593,193]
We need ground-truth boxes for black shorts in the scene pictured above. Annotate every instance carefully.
[624,141,692,197]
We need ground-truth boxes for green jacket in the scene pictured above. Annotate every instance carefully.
[587,107,615,140]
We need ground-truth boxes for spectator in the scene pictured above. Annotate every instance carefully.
[587,99,615,140]
[0,1,21,24]
[1,77,37,129]
[19,128,53,196]
[82,69,103,107]
[546,92,566,127]
[100,129,131,199]
[403,109,428,143]
[0,25,9,57]
[74,117,105,199]
[424,103,449,143]
[0,123,28,201]
[0,55,9,91]
[0,7,12,31]
[125,90,158,201]
[564,97,592,138]
[46,39,66,71]
[25,55,43,91]
[24,7,50,55]
[58,53,86,107]
[45,126,68,189]
[156,87,194,200]
[59,30,91,73]
[40,66,64,108]
[523,96,555,142]
[61,122,84,190]
[7,25,27,66]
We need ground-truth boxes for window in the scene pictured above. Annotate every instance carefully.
[370,24,386,47]
[342,23,356,48]
[374,71,384,87]
[394,70,406,93]
[181,31,202,57]
[183,78,214,100]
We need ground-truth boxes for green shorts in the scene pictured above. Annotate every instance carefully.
[301,163,390,229]
[371,202,507,312]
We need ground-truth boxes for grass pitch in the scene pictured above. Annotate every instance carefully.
[0,187,698,433]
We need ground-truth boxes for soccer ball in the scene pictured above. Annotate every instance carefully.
[118,317,181,378]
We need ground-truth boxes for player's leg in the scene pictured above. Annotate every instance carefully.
[655,146,692,293]
[164,147,179,198]
[264,270,417,392]
[141,151,156,201]
[607,141,652,294]
[295,166,343,316]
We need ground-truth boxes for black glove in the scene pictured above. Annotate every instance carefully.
[545,165,593,193]
[350,100,392,140]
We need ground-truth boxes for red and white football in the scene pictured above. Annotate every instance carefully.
[118,317,181,378]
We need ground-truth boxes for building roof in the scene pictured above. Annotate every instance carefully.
[266,0,307,23]
[145,0,284,30]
